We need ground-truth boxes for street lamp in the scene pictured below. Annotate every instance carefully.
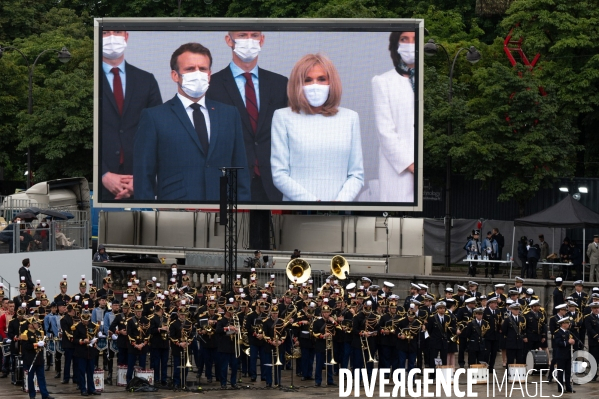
[0,45,71,188]
[424,39,481,269]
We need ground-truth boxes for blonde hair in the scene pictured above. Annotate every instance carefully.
[287,53,341,117]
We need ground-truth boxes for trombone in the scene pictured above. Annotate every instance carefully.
[360,314,378,365]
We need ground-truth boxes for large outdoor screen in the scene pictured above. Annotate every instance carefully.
[93,18,424,211]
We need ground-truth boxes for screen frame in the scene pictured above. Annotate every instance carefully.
[93,18,424,211]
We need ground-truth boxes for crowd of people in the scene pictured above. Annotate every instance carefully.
[0,260,597,395]
[464,228,599,283]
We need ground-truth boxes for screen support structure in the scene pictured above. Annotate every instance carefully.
[221,167,243,294]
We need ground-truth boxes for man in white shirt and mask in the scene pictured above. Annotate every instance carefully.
[101,30,162,201]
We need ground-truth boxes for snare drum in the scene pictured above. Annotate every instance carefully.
[508,364,527,382]
[23,370,40,393]
[135,369,154,385]
[93,369,104,392]
[526,350,549,373]
[116,365,128,386]
[469,364,488,384]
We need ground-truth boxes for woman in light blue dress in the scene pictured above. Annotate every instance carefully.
[271,53,364,202]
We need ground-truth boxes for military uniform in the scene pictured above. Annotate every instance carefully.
[21,326,51,399]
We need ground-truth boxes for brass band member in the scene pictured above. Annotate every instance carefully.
[125,302,148,384]
[263,304,284,387]
[169,304,193,390]
[60,303,76,385]
[456,296,476,368]
[21,316,54,399]
[483,297,501,370]
[244,299,268,383]
[424,301,453,370]
[295,301,317,382]
[352,300,378,378]
[566,300,583,350]
[108,301,131,367]
[584,302,599,382]
[196,299,220,384]
[548,303,568,382]
[553,317,575,394]
[215,300,239,389]
[524,300,546,353]
[148,304,169,388]
[379,300,400,370]
[397,309,421,372]
[312,304,336,387]
[501,303,527,364]
[73,309,101,396]
[459,307,489,366]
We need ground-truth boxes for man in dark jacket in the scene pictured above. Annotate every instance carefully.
[517,236,529,279]
[18,258,34,296]
[553,317,575,393]
[502,303,527,364]
[526,240,540,279]
[148,305,169,387]
[492,228,505,274]
[215,302,239,389]
[73,310,101,396]
[460,307,489,366]
[60,304,76,385]
[21,316,54,399]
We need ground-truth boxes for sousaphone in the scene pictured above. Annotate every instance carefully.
[286,258,311,284]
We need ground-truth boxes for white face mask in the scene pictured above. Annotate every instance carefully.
[303,84,330,108]
[397,43,416,65]
[179,70,209,99]
[232,38,261,63]
[103,35,127,60]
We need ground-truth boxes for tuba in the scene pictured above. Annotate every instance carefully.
[330,255,350,280]
[286,258,311,284]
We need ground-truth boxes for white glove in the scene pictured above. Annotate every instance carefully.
[5,339,11,343]
[91,338,98,345]
[112,334,118,341]
[37,341,45,348]
[98,332,104,338]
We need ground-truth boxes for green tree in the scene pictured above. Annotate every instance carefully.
[454,62,581,215]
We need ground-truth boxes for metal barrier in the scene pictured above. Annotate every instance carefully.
[0,221,89,254]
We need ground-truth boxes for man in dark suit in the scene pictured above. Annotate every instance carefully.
[134,42,250,201]
[426,302,452,371]
[18,258,34,296]
[501,303,527,364]
[483,298,501,370]
[101,30,163,200]
[206,31,287,202]
[553,317,575,393]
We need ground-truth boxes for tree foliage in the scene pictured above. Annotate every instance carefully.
[0,0,597,208]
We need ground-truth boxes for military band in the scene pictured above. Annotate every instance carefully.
[4,265,599,395]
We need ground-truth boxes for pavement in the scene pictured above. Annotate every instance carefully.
[0,363,598,399]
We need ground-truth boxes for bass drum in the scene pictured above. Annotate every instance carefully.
[526,350,549,374]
